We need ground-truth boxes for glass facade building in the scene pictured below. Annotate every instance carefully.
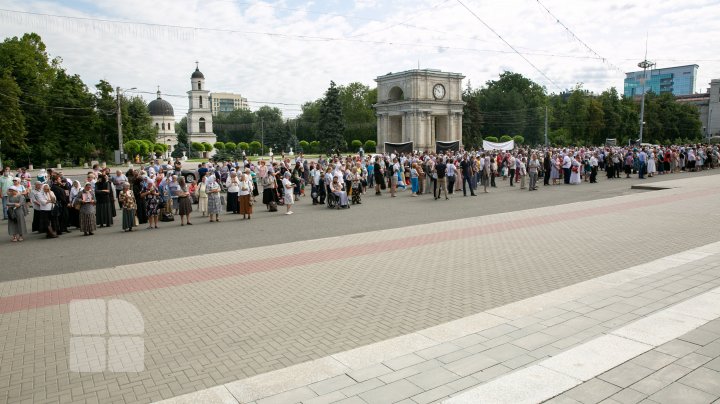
[209,92,249,116]
[624,64,698,98]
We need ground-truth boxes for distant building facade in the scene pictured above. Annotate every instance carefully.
[147,89,176,157]
[374,69,465,153]
[675,79,720,137]
[186,63,217,148]
[210,92,248,116]
[624,64,698,98]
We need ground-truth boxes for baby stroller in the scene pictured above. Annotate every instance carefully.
[351,181,362,205]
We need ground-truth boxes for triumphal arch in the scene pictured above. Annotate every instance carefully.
[374,69,465,153]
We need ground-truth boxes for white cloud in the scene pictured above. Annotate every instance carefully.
[0,0,718,120]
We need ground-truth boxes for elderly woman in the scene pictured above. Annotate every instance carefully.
[94,173,114,227]
[6,187,27,241]
[331,176,349,209]
[39,183,58,238]
[238,172,253,219]
[74,182,97,236]
[225,171,240,214]
[118,182,136,232]
[141,181,160,229]
[262,168,278,210]
[206,175,222,222]
[176,177,193,226]
[281,172,294,215]
[196,177,208,216]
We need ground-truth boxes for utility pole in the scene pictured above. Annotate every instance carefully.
[544,106,549,147]
[116,86,123,162]
[637,36,654,145]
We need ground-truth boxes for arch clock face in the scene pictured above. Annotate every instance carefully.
[433,84,446,99]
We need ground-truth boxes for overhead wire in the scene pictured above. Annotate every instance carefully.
[455,0,563,92]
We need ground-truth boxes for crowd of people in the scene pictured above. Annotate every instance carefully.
[1,143,718,242]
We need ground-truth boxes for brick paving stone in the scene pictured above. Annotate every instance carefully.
[599,362,656,388]
[629,350,677,371]
[648,382,716,404]
[564,379,622,404]
[678,367,720,396]
[607,388,648,404]
[358,379,423,404]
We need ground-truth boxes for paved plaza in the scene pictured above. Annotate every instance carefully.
[1,172,720,403]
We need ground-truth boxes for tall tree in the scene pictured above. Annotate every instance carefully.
[338,82,377,144]
[254,105,285,152]
[462,83,483,148]
[318,81,345,153]
[0,71,28,161]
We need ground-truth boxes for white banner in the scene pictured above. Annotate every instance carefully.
[482,140,515,151]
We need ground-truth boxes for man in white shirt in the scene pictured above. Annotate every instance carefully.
[589,153,599,183]
[562,153,572,184]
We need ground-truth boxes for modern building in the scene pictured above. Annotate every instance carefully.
[147,89,176,158]
[624,64,698,98]
[675,79,720,138]
[374,69,465,153]
[210,92,248,116]
[186,63,217,149]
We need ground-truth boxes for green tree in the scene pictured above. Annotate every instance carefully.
[462,83,483,148]
[191,142,204,152]
[237,142,248,151]
[499,135,512,142]
[338,82,377,144]
[299,140,309,152]
[484,136,498,142]
[296,99,321,141]
[0,71,28,162]
[249,140,261,154]
[512,135,525,145]
[364,140,376,152]
[255,105,284,152]
[318,81,345,153]
[213,107,256,143]
[214,141,225,151]
[351,139,363,150]
[224,141,236,150]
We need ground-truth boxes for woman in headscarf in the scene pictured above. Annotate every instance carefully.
[225,170,240,214]
[176,177,193,226]
[6,187,27,241]
[68,180,81,229]
[74,182,97,236]
[50,176,70,234]
[118,182,136,232]
[133,173,148,225]
[38,183,58,238]
[262,167,278,210]
[206,175,222,222]
[141,181,160,229]
[196,176,208,216]
[281,171,294,215]
[94,173,114,227]
[238,172,253,219]
[330,175,349,209]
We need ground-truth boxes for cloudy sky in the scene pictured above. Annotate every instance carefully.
[1,0,718,119]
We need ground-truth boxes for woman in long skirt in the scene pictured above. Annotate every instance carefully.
[225,171,240,214]
[238,173,253,219]
[196,180,208,216]
[142,182,160,229]
[6,187,27,241]
[133,176,148,225]
[118,182,136,232]
[177,177,193,226]
[262,170,278,209]
[205,175,222,222]
[75,182,97,236]
[68,180,81,228]
[95,175,114,227]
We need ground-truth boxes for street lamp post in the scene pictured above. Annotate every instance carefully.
[637,59,655,144]
[116,86,137,163]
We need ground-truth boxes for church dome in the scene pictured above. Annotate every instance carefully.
[148,91,174,117]
[191,67,205,79]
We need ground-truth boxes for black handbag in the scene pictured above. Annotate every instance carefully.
[51,203,62,217]
[7,206,16,221]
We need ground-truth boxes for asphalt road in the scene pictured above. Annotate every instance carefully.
[2,170,717,282]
